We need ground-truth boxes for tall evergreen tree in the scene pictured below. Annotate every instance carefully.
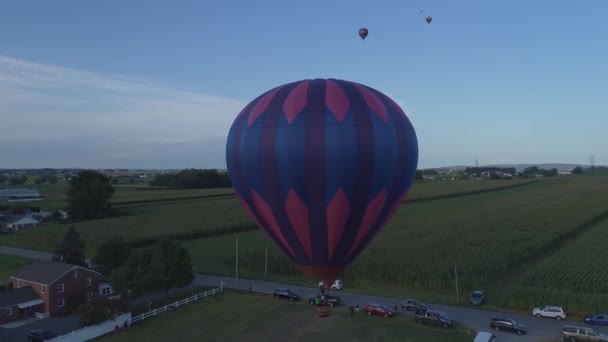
[53,226,88,267]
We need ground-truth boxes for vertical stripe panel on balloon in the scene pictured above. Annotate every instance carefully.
[305,79,329,265]
[345,91,414,260]
[258,82,311,262]
[330,79,375,265]
[324,100,357,262]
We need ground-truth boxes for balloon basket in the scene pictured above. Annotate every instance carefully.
[315,306,331,318]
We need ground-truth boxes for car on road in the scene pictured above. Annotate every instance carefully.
[28,329,59,342]
[532,305,566,320]
[364,303,396,317]
[562,325,608,342]
[469,290,485,305]
[273,288,301,301]
[414,309,454,328]
[473,331,496,342]
[489,316,528,335]
[318,279,343,290]
[308,294,340,307]
[585,314,608,326]
[401,298,428,312]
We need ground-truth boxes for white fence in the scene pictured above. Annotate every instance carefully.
[131,286,223,324]
[45,313,132,342]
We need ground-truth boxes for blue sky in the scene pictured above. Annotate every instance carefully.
[1,0,607,168]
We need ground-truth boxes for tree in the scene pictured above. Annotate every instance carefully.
[66,170,115,220]
[53,226,88,267]
[0,174,7,184]
[110,249,155,297]
[93,235,133,276]
[415,170,424,180]
[572,166,583,175]
[150,238,194,297]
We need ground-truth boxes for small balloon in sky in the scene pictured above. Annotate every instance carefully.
[358,28,368,41]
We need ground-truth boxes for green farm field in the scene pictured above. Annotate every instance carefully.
[0,179,532,254]
[184,177,608,313]
[503,217,608,315]
[99,292,474,342]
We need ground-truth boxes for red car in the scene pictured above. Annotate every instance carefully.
[364,303,396,317]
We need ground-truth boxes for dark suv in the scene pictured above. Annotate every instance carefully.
[28,329,59,342]
[308,294,340,307]
[489,317,528,335]
[273,288,301,301]
[414,309,454,328]
[401,299,428,312]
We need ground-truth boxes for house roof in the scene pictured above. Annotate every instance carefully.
[0,286,40,309]
[11,260,98,285]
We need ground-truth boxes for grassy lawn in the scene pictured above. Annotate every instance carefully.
[0,253,30,283]
[100,292,475,342]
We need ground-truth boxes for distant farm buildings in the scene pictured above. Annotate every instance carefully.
[0,188,41,201]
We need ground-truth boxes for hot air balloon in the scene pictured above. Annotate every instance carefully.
[225,79,418,297]
[358,28,368,41]
[426,16,432,24]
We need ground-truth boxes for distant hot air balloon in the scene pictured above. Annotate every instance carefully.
[358,28,368,41]
[426,16,432,24]
[225,79,419,296]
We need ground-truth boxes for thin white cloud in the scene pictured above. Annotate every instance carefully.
[0,55,246,141]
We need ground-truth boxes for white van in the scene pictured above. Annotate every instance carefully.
[473,331,496,342]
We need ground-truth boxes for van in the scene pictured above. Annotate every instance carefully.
[473,331,496,342]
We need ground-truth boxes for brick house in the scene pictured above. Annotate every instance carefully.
[8,260,111,319]
[0,286,44,325]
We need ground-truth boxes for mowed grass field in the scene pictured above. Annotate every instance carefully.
[0,179,532,255]
[99,292,474,342]
[0,254,30,282]
[184,177,608,313]
[503,217,608,315]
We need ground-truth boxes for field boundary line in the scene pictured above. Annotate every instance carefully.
[402,180,539,204]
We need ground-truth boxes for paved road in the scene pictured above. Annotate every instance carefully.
[3,246,608,341]
[0,316,80,342]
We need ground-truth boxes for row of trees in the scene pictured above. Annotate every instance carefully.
[0,174,28,185]
[51,227,194,325]
[150,169,231,188]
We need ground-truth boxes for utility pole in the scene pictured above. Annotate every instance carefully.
[235,236,239,280]
[454,263,460,304]
[590,155,595,177]
[475,159,479,168]
[264,246,268,278]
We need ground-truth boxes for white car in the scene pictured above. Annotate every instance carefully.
[318,279,343,290]
[532,305,566,320]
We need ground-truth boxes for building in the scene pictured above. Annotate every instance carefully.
[0,260,114,324]
[0,214,40,232]
[0,188,41,201]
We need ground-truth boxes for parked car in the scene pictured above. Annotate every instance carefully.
[586,314,608,326]
[473,331,496,342]
[562,325,608,342]
[401,298,428,312]
[308,294,341,307]
[414,309,454,328]
[28,329,59,342]
[364,303,396,317]
[532,305,566,320]
[318,279,343,290]
[273,288,301,301]
[469,290,485,305]
[489,316,528,335]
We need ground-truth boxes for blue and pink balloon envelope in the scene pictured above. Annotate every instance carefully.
[225,78,418,286]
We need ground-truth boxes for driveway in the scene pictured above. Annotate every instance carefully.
[0,316,80,342]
